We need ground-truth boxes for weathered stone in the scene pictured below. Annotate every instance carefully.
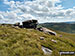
[59,35,62,37]
[42,46,52,55]
[19,25,23,28]
[22,19,38,29]
[40,37,44,40]
[51,39,57,43]
[37,27,57,36]
[37,27,43,31]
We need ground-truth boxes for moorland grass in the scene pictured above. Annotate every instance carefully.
[0,25,75,56]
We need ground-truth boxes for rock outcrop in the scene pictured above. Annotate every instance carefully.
[13,20,57,36]
[37,27,57,36]
[13,19,38,29]
[22,19,38,29]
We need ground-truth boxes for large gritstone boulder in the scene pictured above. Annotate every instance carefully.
[22,20,38,29]
[37,27,57,36]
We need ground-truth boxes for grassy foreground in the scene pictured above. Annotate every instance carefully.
[0,25,75,56]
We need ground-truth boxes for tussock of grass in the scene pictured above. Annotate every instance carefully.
[0,25,75,56]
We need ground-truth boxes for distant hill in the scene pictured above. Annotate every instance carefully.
[40,23,75,33]
[64,21,75,24]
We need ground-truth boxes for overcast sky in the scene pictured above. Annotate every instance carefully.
[0,0,75,24]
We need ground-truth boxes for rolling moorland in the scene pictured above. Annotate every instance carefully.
[0,24,75,56]
[40,23,75,33]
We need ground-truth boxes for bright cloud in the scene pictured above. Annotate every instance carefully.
[0,0,75,24]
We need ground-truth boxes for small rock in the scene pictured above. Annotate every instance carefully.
[40,37,44,40]
[42,46,52,55]
[59,35,62,37]
[51,39,57,43]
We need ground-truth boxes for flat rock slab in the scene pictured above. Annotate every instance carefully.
[42,46,52,55]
